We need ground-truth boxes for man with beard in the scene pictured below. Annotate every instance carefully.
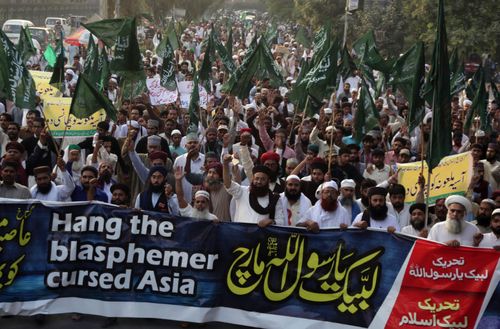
[428,195,479,247]
[480,143,500,190]
[173,133,205,203]
[387,184,411,228]
[291,157,328,203]
[31,161,75,201]
[223,154,285,226]
[174,166,218,220]
[183,160,231,221]
[475,208,500,250]
[356,179,377,212]
[135,166,180,214]
[0,161,31,199]
[279,175,311,226]
[96,160,117,203]
[54,144,83,186]
[202,127,223,159]
[258,151,285,193]
[363,148,393,184]
[110,183,131,206]
[352,187,399,232]
[298,181,350,232]
[337,148,363,184]
[472,198,495,233]
[71,166,108,202]
[402,203,432,238]
[339,179,361,223]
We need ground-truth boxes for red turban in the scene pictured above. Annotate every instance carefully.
[260,151,280,164]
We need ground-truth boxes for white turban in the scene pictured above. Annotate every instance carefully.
[341,179,356,189]
[445,195,472,214]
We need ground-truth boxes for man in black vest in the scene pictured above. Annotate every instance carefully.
[134,166,179,214]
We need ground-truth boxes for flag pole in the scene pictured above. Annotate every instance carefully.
[424,94,436,229]
[327,92,336,173]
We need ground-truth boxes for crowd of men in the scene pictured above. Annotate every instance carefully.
[0,14,499,255]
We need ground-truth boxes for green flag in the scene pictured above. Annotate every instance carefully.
[83,34,97,73]
[160,39,177,91]
[214,32,236,72]
[43,45,56,68]
[338,45,357,80]
[165,21,180,51]
[265,23,277,46]
[49,38,65,88]
[464,66,488,132]
[295,26,311,48]
[305,39,340,109]
[199,30,215,92]
[353,30,392,75]
[225,27,233,56]
[97,48,111,92]
[82,19,126,47]
[188,69,200,131]
[353,78,380,143]
[0,30,36,108]
[70,73,116,121]
[17,26,37,63]
[426,0,452,172]
[389,42,426,131]
[110,18,144,81]
[224,37,283,99]
[311,25,331,67]
[120,77,147,100]
[290,58,312,112]
[449,48,465,96]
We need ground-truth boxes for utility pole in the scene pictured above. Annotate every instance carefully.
[114,0,120,18]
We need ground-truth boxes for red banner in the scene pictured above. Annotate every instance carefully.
[387,240,499,328]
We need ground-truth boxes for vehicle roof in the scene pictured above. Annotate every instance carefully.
[3,19,34,25]
[46,17,66,20]
[29,27,52,30]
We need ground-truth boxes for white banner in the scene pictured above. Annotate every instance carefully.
[146,77,178,106]
[177,81,208,109]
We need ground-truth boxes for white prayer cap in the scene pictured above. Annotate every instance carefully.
[244,104,256,111]
[129,120,140,129]
[475,130,486,137]
[324,108,333,114]
[325,125,336,132]
[492,208,500,217]
[445,195,472,214]
[217,125,229,131]
[147,135,161,146]
[480,198,496,208]
[464,99,472,106]
[195,190,210,200]
[322,180,338,191]
[65,69,75,76]
[341,179,356,189]
[423,112,433,124]
[286,175,300,182]
[286,77,293,81]
[171,129,182,136]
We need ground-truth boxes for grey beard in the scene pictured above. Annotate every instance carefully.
[191,208,211,219]
[445,216,463,234]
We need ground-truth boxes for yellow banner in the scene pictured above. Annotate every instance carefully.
[29,70,63,99]
[397,152,473,205]
[43,96,106,137]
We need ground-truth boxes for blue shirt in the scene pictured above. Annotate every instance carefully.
[71,185,108,203]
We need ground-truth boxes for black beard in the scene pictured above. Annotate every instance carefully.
[112,199,129,206]
[250,183,270,197]
[423,133,429,142]
[150,184,164,193]
[268,170,278,182]
[285,189,301,201]
[369,204,388,220]
[492,226,500,235]
[100,171,112,183]
[487,155,496,162]
[411,219,425,231]
[476,215,491,227]
[38,183,52,194]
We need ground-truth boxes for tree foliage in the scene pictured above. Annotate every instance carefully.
[264,0,500,61]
